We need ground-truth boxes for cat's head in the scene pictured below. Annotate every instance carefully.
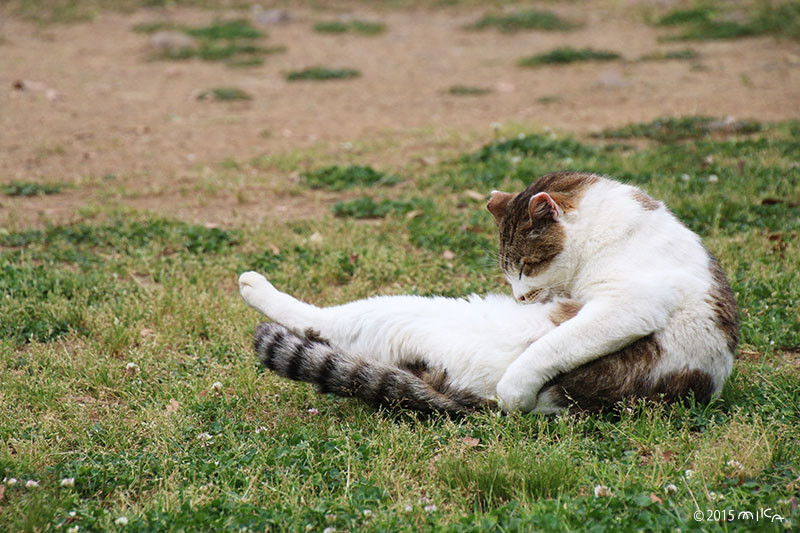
[487,172,599,302]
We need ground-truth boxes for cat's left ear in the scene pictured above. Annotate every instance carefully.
[487,190,516,223]
[528,192,563,221]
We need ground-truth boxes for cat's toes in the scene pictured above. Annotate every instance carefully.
[239,271,275,308]
[496,374,540,413]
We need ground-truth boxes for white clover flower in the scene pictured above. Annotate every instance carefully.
[680,173,690,182]
[125,362,140,375]
[115,516,129,526]
[419,496,431,504]
[404,504,413,512]
[61,477,75,487]
[490,122,502,131]
[593,485,613,498]
[362,509,372,517]
[307,408,319,416]
[255,426,268,434]
[510,156,522,165]
[69,511,77,517]
[4,477,17,486]
[664,483,679,494]
[726,459,744,471]
[25,480,39,489]
[684,469,695,479]
[325,513,336,521]
[197,432,213,446]
[708,174,718,183]
[67,526,80,533]
[323,528,335,533]
[209,382,223,396]
[424,504,438,512]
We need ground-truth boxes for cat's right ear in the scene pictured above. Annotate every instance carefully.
[487,191,516,223]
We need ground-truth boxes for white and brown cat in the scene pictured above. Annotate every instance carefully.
[239,172,738,414]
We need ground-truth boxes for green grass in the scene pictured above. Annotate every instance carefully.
[447,85,491,96]
[197,87,252,101]
[302,165,400,190]
[593,116,765,143]
[519,47,621,67]
[656,2,800,41]
[286,67,361,81]
[314,20,386,35]
[469,9,576,33]
[2,119,800,530]
[147,18,284,67]
[1,181,64,197]
[639,48,700,61]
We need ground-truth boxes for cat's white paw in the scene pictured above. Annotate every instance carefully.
[239,271,276,310]
[496,372,543,413]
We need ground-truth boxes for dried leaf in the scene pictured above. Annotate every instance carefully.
[268,242,280,255]
[405,210,423,220]
[140,328,153,339]
[0,484,5,501]
[464,190,485,202]
[649,492,663,504]
[166,398,180,414]
[198,390,208,399]
[463,436,480,447]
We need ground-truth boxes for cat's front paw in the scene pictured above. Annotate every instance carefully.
[239,271,277,310]
[496,372,542,413]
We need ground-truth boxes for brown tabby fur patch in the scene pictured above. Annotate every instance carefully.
[550,300,582,325]
[707,254,739,355]
[631,190,661,211]
[542,334,715,411]
[497,173,598,278]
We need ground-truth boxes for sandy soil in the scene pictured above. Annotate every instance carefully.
[1,2,799,227]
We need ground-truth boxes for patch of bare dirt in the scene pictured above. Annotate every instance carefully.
[1,2,799,227]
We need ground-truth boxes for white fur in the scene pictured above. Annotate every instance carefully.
[240,175,734,413]
[239,271,567,411]
[497,178,732,410]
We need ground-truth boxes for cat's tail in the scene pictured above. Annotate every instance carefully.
[254,322,493,414]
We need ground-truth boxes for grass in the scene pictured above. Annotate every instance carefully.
[314,20,386,35]
[2,119,800,530]
[1,181,64,197]
[639,48,700,61]
[197,87,252,102]
[468,9,576,32]
[286,67,361,81]
[147,18,284,67]
[447,85,491,96]
[519,47,621,67]
[655,2,800,41]
[301,165,400,190]
[593,116,765,143]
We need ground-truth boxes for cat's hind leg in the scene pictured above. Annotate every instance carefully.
[239,271,325,337]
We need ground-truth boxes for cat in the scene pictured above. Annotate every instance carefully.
[239,172,738,414]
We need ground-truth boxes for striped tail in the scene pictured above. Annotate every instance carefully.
[254,322,493,414]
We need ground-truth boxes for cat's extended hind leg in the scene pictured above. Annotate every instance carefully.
[239,271,325,336]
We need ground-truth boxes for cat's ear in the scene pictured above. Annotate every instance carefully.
[528,192,563,221]
[487,190,516,223]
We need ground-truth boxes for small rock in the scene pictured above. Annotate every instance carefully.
[150,31,195,54]
[251,6,291,26]
[495,82,516,93]
[596,70,630,89]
